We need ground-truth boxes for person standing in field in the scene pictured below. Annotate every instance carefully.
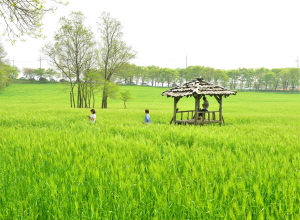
[88,109,96,123]
[142,109,151,124]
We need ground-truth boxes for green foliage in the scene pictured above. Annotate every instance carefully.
[0,0,68,42]
[101,80,120,99]
[262,71,276,90]
[114,63,138,84]
[0,64,18,90]
[119,89,132,108]
[1,84,300,218]
[157,67,179,87]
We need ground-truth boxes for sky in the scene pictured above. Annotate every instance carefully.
[2,0,300,72]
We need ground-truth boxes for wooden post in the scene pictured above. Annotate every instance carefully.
[173,97,182,124]
[194,95,200,125]
[219,96,223,126]
[173,97,179,124]
[213,95,223,126]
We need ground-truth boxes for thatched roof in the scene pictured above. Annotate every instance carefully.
[161,78,237,98]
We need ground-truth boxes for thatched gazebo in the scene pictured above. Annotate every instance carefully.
[161,78,237,126]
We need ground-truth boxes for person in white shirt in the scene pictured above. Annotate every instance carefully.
[198,97,209,119]
[87,109,96,123]
[202,97,209,110]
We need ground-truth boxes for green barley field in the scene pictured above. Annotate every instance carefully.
[0,84,300,219]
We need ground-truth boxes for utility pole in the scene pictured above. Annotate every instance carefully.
[186,55,187,68]
[11,58,15,67]
[296,56,299,68]
[37,55,43,69]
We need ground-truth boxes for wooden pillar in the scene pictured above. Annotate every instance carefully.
[213,95,223,126]
[194,95,200,125]
[219,95,223,126]
[173,97,179,124]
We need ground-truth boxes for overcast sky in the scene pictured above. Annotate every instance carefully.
[2,0,300,72]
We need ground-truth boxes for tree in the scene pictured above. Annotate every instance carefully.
[212,69,227,85]
[42,11,97,108]
[238,68,248,89]
[138,66,149,85]
[0,64,18,90]
[119,90,132,108]
[130,65,145,84]
[242,68,255,88]
[176,68,186,85]
[44,68,59,80]
[158,68,178,87]
[97,11,136,108]
[0,42,17,90]
[147,65,160,86]
[185,66,205,81]
[262,71,276,90]
[253,68,269,90]
[219,70,229,87]
[23,67,35,80]
[0,42,9,64]
[289,68,300,91]
[114,63,138,84]
[0,68,8,90]
[202,67,214,82]
[271,68,283,90]
[32,68,46,82]
[279,69,290,90]
[0,0,67,42]
[227,69,240,89]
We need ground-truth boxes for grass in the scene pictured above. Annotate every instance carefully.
[0,84,300,219]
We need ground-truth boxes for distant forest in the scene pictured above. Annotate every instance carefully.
[12,64,300,92]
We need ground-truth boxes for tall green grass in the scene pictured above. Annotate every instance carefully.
[0,84,300,219]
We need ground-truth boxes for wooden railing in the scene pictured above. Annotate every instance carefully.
[171,110,223,125]
[197,111,221,121]
[176,110,195,120]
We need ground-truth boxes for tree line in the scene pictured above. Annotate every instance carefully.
[113,64,300,91]
[18,65,300,92]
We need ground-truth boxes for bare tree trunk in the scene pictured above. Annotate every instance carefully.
[70,91,73,108]
[101,85,108,108]
[92,89,95,108]
[70,83,75,108]
[274,80,279,90]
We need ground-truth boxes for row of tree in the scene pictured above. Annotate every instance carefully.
[19,64,300,92]
[114,64,300,91]
[22,68,59,82]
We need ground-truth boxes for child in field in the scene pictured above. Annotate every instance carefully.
[142,109,151,124]
[87,109,96,123]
